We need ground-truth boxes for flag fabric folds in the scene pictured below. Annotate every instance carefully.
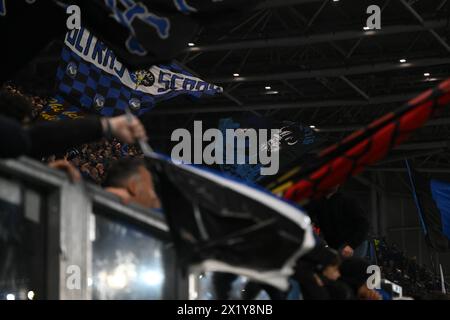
[216,115,323,184]
[148,153,315,290]
[61,0,261,69]
[266,78,450,204]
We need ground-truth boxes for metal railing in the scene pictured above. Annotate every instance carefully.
[0,157,187,300]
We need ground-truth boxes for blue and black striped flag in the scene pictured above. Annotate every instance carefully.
[406,160,450,252]
[41,27,222,120]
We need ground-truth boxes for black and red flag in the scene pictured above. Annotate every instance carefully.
[265,78,450,205]
[141,79,450,289]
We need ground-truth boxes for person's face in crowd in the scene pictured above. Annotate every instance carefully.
[127,165,161,209]
[322,264,341,281]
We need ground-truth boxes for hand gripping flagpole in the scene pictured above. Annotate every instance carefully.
[124,107,156,158]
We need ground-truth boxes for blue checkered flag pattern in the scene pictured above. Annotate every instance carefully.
[56,46,155,116]
[50,27,222,118]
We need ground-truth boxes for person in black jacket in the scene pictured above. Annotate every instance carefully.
[0,86,148,159]
[305,186,370,258]
[0,114,147,159]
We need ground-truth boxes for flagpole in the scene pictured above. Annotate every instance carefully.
[440,264,447,294]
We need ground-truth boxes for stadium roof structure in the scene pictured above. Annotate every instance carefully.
[151,0,450,174]
[14,0,450,173]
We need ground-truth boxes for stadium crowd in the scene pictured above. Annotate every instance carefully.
[374,238,450,299]
[2,84,143,184]
[1,84,449,300]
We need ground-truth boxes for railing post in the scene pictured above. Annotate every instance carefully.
[57,183,92,300]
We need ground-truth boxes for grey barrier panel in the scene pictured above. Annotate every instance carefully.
[0,157,182,300]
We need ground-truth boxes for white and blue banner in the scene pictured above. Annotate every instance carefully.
[45,27,222,118]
